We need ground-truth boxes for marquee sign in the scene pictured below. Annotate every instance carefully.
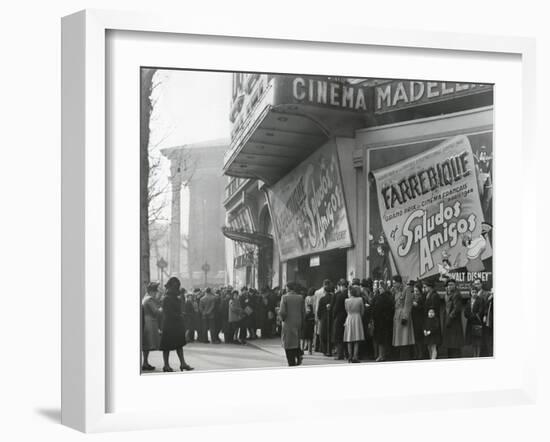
[374,80,492,113]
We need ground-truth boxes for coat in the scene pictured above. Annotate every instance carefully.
[423,315,441,346]
[331,289,348,344]
[442,289,464,349]
[183,299,198,331]
[393,286,415,346]
[464,295,485,346]
[228,299,244,323]
[424,289,441,318]
[317,292,334,346]
[411,292,425,342]
[141,295,161,351]
[199,293,217,319]
[159,290,187,350]
[279,291,305,349]
[372,290,394,346]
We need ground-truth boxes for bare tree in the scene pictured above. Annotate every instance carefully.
[142,69,198,289]
[140,68,156,298]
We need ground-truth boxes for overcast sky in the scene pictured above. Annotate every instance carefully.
[149,69,233,234]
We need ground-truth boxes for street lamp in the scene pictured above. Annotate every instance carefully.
[157,257,168,288]
[201,261,210,287]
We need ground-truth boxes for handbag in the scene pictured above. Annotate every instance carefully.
[367,320,374,337]
[471,324,483,337]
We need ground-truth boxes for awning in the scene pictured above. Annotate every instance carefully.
[223,75,369,185]
[221,226,273,247]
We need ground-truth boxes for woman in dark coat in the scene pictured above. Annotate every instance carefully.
[159,277,194,372]
[464,286,485,357]
[371,281,394,362]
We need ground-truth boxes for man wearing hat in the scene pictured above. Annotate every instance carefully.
[279,281,305,366]
[313,279,331,352]
[442,279,464,358]
[199,287,221,344]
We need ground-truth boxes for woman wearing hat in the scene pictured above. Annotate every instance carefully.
[159,277,194,372]
[141,282,162,371]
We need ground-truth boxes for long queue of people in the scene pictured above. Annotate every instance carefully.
[141,274,494,371]
[141,277,283,372]
[281,275,494,366]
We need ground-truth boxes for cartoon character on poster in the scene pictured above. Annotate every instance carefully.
[369,231,392,281]
[461,221,493,272]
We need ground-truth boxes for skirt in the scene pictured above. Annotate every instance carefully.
[302,319,315,340]
[159,318,187,350]
[344,313,365,343]
[142,316,161,351]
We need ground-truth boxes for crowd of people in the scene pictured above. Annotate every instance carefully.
[141,274,494,371]
[141,277,281,372]
[278,275,494,366]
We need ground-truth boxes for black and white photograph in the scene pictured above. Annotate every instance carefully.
[139,70,494,373]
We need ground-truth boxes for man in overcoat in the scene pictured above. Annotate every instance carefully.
[442,279,464,358]
[313,279,331,352]
[473,277,492,356]
[199,287,220,343]
[317,284,335,356]
[392,276,415,360]
[279,282,305,366]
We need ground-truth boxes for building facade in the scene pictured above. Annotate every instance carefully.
[223,73,493,292]
[162,139,228,288]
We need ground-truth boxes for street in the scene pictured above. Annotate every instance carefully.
[142,338,350,373]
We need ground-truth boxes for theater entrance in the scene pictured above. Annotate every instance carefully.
[287,248,347,289]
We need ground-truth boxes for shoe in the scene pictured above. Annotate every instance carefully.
[351,358,360,363]
[141,363,155,371]
[162,366,174,372]
[180,364,195,371]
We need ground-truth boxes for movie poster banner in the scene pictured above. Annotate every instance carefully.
[267,141,352,261]
[371,135,492,283]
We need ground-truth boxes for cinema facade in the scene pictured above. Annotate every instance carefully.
[222,73,493,292]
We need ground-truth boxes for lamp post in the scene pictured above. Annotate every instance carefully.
[201,261,210,287]
[157,257,168,288]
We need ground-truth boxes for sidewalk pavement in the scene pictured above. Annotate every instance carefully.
[142,337,350,374]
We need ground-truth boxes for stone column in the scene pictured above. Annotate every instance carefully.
[168,157,184,278]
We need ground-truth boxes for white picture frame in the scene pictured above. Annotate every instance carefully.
[61,9,537,433]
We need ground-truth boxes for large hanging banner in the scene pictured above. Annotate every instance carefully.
[371,135,492,281]
[267,141,352,261]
